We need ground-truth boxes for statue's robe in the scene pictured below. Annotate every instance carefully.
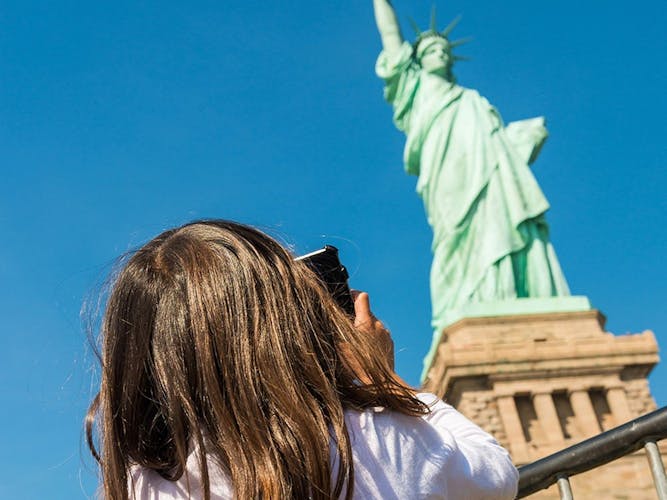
[377,42,570,333]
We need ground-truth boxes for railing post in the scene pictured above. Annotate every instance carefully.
[644,440,667,500]
[556,476,574,500]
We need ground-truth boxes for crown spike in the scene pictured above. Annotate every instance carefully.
[441,14,462,38]
[452,54,471,62]
[430,5,438,33]
[449,37,473,48]
[408,16,422,36]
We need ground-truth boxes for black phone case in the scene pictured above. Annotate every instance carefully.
[296,245,354,316]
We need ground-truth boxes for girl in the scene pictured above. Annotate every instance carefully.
[86,220,518,499]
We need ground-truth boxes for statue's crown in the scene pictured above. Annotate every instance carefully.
[410,7,470,63]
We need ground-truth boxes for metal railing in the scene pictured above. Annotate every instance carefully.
[517,406,667,499]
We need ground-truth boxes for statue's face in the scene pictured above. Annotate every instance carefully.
[417,38,451,78]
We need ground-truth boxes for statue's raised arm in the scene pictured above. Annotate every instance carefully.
[372,0,404,54]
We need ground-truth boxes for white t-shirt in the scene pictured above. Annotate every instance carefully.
[130,393,518,499]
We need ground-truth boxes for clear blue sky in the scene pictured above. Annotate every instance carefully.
[1,1,665,497]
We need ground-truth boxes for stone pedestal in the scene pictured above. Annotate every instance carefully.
[422,307,663,498]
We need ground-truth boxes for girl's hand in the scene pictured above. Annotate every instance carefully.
[352,291,394,371]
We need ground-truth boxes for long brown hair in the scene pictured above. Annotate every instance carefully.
[86,220,427,499]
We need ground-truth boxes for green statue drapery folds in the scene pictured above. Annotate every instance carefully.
[372,1,571,338]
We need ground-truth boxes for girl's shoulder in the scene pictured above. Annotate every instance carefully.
[344,392,519,499]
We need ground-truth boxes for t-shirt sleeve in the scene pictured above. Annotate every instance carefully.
[417,392,519,500]
[375,41,420,132]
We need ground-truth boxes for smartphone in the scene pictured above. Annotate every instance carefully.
[295,245,355,316]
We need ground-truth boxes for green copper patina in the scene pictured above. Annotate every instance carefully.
[372,1,580,376]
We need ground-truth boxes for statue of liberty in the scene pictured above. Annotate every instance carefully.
[372,0,571,336]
